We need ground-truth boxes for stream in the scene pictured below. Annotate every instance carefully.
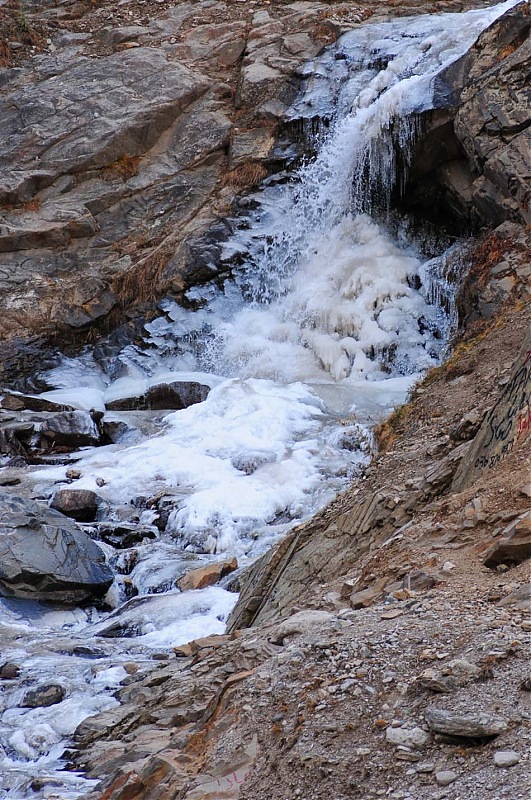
[0,2,517,797]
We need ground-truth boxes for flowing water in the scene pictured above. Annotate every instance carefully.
[0,3,518,797]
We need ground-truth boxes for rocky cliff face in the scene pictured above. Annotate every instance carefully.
[0,0,522,386]
[398,4,530,230]
[0,0,344,382]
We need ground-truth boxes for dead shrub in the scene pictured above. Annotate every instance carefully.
[374,402,414,452]
[114,245,173,307]
[311,23,338,44]
[223,162,267,188]
[101,154,141,182]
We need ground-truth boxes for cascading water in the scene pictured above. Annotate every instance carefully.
[0,3,518,797]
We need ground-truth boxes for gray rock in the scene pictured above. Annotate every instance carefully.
[272,610,335,645]
[0,469,22,486]
[0,492,113,603]
[416,762,435,773]
[494,750,520,767]
[454,10,531,227]
[425,708,508,738]
[50,489,99,522]
[453,297,531,493]
[386,726,429,749]
[483,513,531,568]
[21,683,65,708]
[40,410,101,448]
[435,770,458,786]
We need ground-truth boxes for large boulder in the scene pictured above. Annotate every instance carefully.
[0,493,113,603]
[105,380,210,411]
[39,410,101,448]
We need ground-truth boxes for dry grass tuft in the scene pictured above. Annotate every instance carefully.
[311,23,338,44]
[464,232,510,286]
[101,154,141,182]
[374,402,414,452]
[223,162,267,188]
[114,244,173,307]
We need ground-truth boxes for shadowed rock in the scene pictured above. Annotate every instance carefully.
[106,380,210,411]
[50,489,100,522]
[39,410,101,448]
[0,493,113,603]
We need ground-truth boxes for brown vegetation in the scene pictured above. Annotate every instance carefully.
[101,154,141,182]
[114,244,174,307]
[223,162,268,188]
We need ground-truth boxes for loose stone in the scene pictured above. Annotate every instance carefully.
[435,771,457,786]
[21,684,65,708]
[494,751,520,767]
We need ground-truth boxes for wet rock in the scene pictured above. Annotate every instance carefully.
[105,380,210,411]
[425,708,508,738]
[50,489,99,522]
[20,683,65,708]
[0,420,34,458]
[0,492,113,603]
[101,420,132,443]
[96,523,157,549]
[40,410,101,448]
[177,558,238,591]
[494,750,520,767]
[0,662,20,680]
[483,513,531,568]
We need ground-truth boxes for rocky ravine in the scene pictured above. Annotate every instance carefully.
[69,8,530,800]
[71,283,530,800]
[0,1,530,799]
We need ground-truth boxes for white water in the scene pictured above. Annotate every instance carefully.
[0,3,518,797]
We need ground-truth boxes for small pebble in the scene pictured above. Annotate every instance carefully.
[494,750,520,768]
